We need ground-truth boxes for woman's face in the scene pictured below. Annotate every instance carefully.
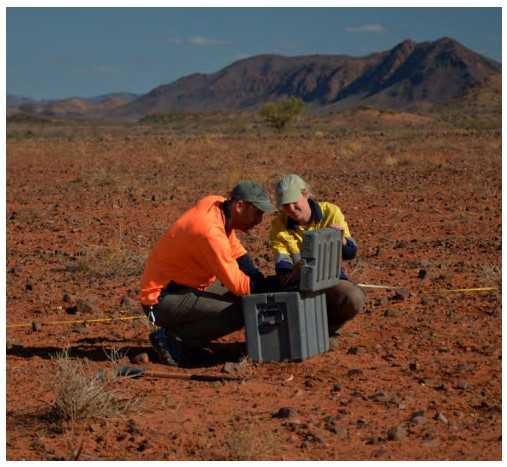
[282,192,312,225]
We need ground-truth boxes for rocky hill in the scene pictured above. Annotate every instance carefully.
[7,38,500,122]
[103,37,500,121]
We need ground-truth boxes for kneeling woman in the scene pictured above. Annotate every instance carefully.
[270,174,366,348]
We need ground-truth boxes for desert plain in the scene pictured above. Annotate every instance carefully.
[5,112,502,460]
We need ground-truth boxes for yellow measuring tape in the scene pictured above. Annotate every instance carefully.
[6,315,146,329]
[6,285,500,329]
[442,287,498,293]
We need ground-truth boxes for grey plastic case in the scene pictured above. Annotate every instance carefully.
[300,228,342,292]
[242,291,329,362]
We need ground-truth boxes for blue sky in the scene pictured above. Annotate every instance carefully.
[5,6,502,100]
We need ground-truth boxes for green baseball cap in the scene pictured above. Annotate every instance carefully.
[275,174,306,206]
[230,181,278,212]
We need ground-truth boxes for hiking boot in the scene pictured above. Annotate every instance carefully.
[149,328,190,367]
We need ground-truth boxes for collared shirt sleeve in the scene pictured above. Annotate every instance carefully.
[270,216,296,276]
[198,226,251,296]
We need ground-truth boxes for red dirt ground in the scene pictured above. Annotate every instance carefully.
[6,128,502,460]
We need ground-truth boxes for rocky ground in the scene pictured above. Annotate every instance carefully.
[5,125,501,460]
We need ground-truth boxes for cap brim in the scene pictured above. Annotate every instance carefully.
[276,193,300,206]
[251,200,278,213]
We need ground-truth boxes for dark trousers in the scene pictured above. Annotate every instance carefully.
[143,281,243,347]
[325,280,366,335]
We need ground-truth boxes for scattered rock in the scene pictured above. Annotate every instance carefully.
[348,346,366,355]
[76,297,99,314]
[377,297,388,306]
[384,309,402,317]
[393,288,410,301]
[331,383,343,392]
[455,363,474,373]
[411,410,426,418]
[348,369,363,377]
[365,435,380,445]
[25,283,33,291]
[63,293,74,303]
[372,392,392,403]
[275,407,298,419]
[132,353,149,364]
[411,416,429,425]
[137,439,151,452]
[387,425,407,441]
[31,321,39,332]
[329,426,348,437]
[409,362,419,371]
[434,412,449,424]
[120,296,138,308]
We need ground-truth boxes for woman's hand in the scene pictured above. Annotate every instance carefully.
[328,223,347,246]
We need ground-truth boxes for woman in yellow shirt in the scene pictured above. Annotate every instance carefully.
[271,174,366,348]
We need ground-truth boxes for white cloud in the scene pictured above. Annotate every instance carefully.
[346,24,387,33]
[188,36,231,46]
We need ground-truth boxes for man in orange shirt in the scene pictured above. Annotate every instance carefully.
[140,181,279,367]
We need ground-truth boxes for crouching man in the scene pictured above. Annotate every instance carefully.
[140,181,279,367]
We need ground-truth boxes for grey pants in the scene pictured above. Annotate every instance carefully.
[325,280,366,335]
[145,281,244,347]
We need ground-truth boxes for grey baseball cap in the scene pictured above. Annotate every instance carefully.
[230,181,277,213]
[275,174,306,206]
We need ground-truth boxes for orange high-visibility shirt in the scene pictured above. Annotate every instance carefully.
[140,196,251,305]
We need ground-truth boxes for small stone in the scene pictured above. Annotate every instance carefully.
[132,353,149,364]
[331,383,343,392]
[120,296,138,308]
[348,369,363,377]
[393,288,410,301]
[434,412,448,424]
[372,392,392,403]
[348,346,366,355]
[332,426,348,437]
[387,425,407,441]
[365,435,380,445]
[275,407,298,419]
[411,416,429,425]
[384,309,402,317]
[76,298,97,314]
[411,410,426,419]
[26,283,33,291]
[137,440,151,452]
[377,297,388,306]
[31,321,40,332]
[409,362,419,371]
[63,293,74,303]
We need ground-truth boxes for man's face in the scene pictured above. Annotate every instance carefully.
[282,192,311,224]
[236,201,264,233]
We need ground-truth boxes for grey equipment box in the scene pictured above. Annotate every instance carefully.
[242,291,329,362]
[300,228,342,292]
[242,228,342,362]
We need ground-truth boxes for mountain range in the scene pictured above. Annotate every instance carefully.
[7,37,501,122]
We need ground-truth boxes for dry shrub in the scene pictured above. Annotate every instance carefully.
[65,243,146,278]
[45,349,141,424]
[198,420,281,460]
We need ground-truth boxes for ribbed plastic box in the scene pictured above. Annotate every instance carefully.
[242,291,329,362]
[299,228,342,292]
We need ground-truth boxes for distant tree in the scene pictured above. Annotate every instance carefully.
[259,97,304,132]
